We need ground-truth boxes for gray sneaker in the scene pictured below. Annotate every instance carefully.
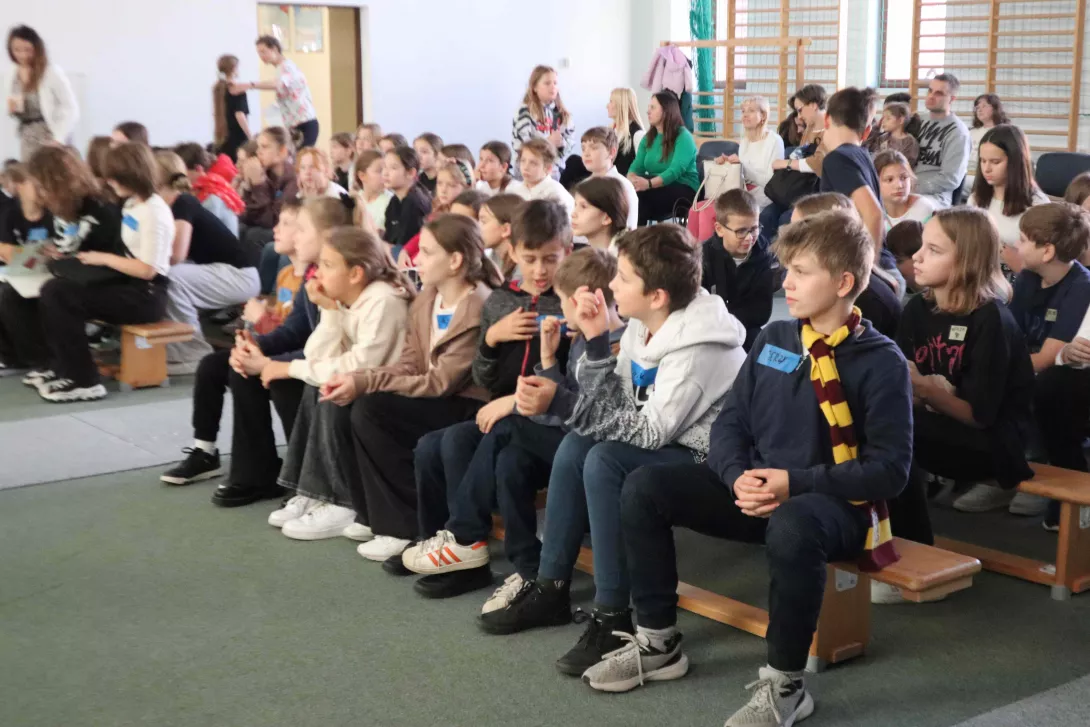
[581,630,689,693]
[725,667,814,727]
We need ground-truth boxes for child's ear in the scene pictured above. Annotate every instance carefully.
[836,271,856,299]
[449,251,465,272]
[1043,243,1056,264]
[650,287,670,311]
[500,222,512,239]
[713,221,726,237]
[350,264,367,285]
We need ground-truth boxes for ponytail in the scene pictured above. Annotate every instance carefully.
[213,55,239,148]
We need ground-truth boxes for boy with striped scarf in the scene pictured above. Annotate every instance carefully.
[585,210,913,727]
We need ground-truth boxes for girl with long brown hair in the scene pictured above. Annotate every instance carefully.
[213,54,251,161]
[894,207,1033,528]
[476,140,513,195]
[5,25,79,160]
[317,214,501,558]
[267,220,414,540]
[512,65,574,179]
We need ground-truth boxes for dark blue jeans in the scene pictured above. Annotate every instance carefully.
[758,203,792,251]
[538,432,694,610]
[621,462,869,672]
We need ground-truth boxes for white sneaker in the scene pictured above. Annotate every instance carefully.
[38,379,107,402]
[401,529,489,574]
[342,522,374,541]
[724,667,814,727]
[1009,492,1050,517]
[357,535,412,562]
[582,630,689,693]
[281,502,357,540]
[268,495,317,528]
[22,369,54,388]
[482,573,525,614]
[953,483,1015,513]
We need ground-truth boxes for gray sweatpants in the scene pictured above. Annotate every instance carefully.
[165,262,260,364]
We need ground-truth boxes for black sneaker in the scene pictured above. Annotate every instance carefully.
[414,566,493,599]
[556,607,635,676]
[210,482,284,508]
[161,448,223,486]
[382,552,413,576]
[22,369,55,388]
[477,578,571,635]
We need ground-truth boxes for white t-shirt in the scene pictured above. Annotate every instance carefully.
[971,188,1051,246]
[361,190,392,232]
[121,194,173,276]
[430,294,459,353]
[738,131,786,208]
[475,179,513,197]
[884,196,936,232]
[603,166,640,230]
[507,176,575,217]
[299,181,348,200]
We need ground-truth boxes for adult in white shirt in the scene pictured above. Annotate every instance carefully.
[580,126,638,229]
[968,124,1048,273]
[715,95,784,209]
[875,148,936,232]
[236,35,319,148]
[4,25,79,161]
[506,137,574,217]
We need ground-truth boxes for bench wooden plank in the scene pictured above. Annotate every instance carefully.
[115,322,194,390]
[839,538,982,593]
[934,537,1056,588]
[1056,502,1090,597]
[1022,463,1090,506]
[122,321,195,343]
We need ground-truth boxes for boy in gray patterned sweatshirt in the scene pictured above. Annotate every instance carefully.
[474,224,748,676]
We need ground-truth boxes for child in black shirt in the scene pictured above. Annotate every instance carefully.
[382,146,431,260]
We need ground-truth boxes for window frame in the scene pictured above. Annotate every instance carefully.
[878,0,912,88]
[710,0,748,92]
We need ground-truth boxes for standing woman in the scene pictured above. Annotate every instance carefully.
[512,65,573,179]
[213,54,250,162]
[627,91,699,226]
[607,87,645,177]
[4,25,79,161]
[236,36,319,149]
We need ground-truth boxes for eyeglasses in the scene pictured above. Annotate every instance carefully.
[722,225,761,240]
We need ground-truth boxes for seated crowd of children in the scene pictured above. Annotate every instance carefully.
[4,70,1090,727]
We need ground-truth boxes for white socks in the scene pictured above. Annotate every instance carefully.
[637,625,678,652]
[194,439,217,454]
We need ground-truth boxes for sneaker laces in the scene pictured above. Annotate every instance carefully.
[739,676,783,723]
[571,608,606,652]
[44,377,73,392]
[416,530,455,557]
[598,631,652,686]
[489,573,524,605]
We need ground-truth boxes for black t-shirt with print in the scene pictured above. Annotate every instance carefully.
[53,197,124,255]
[0,205,53,246]
[383,185,432,247]
[171,193,258,268]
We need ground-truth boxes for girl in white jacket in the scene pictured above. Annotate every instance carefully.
[266,207,414,541]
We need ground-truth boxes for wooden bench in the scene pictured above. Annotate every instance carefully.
[106,322,195,391]
[492,508,980,673]
[936,463,1090,601]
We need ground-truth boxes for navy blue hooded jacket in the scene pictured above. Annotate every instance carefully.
[255,282,319,362]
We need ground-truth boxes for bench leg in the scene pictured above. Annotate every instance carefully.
[808,566,870,672]
[118,332,168,390]
[1054,503,1090,600]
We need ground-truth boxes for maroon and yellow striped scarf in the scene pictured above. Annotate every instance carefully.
[802,307,899,572]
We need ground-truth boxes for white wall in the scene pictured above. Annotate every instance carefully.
[0,0,636,162]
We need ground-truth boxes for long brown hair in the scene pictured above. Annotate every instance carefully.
[971,124,1038,217]
[480,141,513,191]
[86,136,113,181]
[927,207,1011,315]
[522,65,571,127]
[481,193,524,279]
[645,91,685,161]
[326,226,417,298]
[425,214,503,288]
[7,25,47,92]
[213,55,239,148]
[972,93,1010,129]
[27,146,100,220]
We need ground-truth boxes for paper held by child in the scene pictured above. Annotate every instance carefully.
[0,241,53,298]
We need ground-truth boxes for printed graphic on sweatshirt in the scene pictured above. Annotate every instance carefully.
[630,361,658,408]
[53,215,99,254]
[916,121,958,169]
[912,334,965,377]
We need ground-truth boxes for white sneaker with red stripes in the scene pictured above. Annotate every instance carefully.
[401,529,489,574]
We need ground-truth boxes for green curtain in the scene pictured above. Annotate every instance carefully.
[689,0,716,135]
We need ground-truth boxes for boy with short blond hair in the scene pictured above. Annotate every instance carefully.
[590,211,912,727]
[509,138,575,216]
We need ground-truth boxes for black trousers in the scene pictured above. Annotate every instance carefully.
[348,392,481,540]
[621,462,868,673]
[293,119,320,149]
[0,282,48,368]
[36,277,167,386]
[636,182,696,225]
[1034,365,1090,473]
[226,369,304,488]
[192,349,232,442]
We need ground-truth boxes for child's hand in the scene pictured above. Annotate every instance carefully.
[305,278,337,310]
[242,298,268,325]
[242,157,266,186]
[485,309,539,347]
[1001,244,1023,274]
[232,341,269,378]
[539,316,565,368]
[571,286,609,341]
[76,250,111,267]
[476,395,514,433]
[548,130,564,148]
[736,469,789,517]
[515,376,558,416]
[1062,337,1090,366]
[319,373,358,406]
[397,249,413,269]
[260,360,292,388]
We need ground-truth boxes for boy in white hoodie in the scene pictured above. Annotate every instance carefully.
[475,224,748,676]
[508,138,575,217]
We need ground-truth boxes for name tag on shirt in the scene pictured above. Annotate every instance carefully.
[1045,309,1058,323]
[631,362,658,388]
[277,286,294,304]
[122,214,139,231]
[63,222,79,237]
[436,313,452,330]
[26,227,48,242]
[949,325,967,342]
[757,344,803,373]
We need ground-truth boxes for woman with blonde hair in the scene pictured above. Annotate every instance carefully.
[153,149,261,373]
[512,65,574,178]
[607,87,645,176]
[714,95,784,208]
[212,54,251,162]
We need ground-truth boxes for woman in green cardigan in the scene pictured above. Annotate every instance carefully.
[627,91,699,226]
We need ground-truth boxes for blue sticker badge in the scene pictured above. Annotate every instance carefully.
[630,362,658,388]
[27,227,48,242]
[122,214,139,231]
[436,313,452,330]
[277,286,293,304]
[757,344,803,373]
[64,222,79,237]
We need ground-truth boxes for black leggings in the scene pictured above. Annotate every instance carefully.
[636,182,696,225]
[293,119,319,149]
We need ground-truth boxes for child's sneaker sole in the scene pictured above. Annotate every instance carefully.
[160,468,224,486]
[477,608,571,635]
[582,652,690,693]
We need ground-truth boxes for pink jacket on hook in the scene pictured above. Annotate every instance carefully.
[641,45,694,97]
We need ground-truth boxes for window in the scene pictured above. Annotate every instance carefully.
[880,0,946,88]
[712,0,749,90]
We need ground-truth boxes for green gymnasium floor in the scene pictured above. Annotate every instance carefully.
[3,363,1090,726]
